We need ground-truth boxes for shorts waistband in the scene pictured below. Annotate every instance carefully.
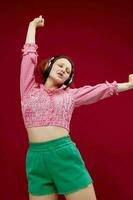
[28,135,74,152]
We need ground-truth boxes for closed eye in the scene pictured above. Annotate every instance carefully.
[66,69,71,74]
[58,65,71,74]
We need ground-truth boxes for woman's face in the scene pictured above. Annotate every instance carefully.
[48,58,72,85]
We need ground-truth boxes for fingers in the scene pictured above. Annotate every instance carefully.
[34,15,44,21]
[31,15,45,28]
[39,15,44,23]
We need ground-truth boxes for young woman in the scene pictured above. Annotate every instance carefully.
[20,16,133,200]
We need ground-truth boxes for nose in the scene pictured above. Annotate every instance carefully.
[61,68,65,73]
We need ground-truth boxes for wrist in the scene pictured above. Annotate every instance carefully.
[128,82,133,89]
[29,21,36,28]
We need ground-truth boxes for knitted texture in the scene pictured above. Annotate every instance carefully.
[20,43,119,131]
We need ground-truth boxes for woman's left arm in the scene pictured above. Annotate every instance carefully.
[117,74,133,92]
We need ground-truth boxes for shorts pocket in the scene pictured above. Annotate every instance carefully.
[25,149,34,177]
[69,144,85,166]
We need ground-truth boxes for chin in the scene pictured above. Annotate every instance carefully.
[54,76,64,84]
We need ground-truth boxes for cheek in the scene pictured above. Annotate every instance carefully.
[66,74,69,78]
[49,67,56,75]
[52,64,58,70]
[52,66,58,74]
[64,75,69,82]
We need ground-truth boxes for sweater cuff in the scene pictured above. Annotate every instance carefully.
[22,43,38,55]
[105,80,119,96]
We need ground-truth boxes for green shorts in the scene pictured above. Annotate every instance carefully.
[26,135,93,195]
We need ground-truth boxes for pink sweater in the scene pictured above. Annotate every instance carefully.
[20,43,119,131]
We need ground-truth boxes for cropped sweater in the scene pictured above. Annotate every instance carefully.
[20,43,119,131]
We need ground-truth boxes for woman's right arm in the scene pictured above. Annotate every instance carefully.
[20,16,44,99]
[25,15,44,43]
[25,21,36,44]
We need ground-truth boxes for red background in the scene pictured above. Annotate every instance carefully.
[0,1,133,200]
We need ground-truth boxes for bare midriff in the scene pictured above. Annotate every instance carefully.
[26,126,69,143]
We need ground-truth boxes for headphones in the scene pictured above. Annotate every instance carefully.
[43,55,74,86]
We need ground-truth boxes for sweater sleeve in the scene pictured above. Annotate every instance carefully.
[68,81,119,108]
[20,43,38,99]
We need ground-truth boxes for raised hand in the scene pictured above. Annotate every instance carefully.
[30,15,45,28]
[25,15,45,44]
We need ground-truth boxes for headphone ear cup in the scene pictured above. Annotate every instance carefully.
[64,74,73,85]
[68,77,73,84]
[68,73,74,84]
[43,62,53,80]
[64,78,69,85]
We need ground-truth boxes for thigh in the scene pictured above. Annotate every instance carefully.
[64,183,97,200]
[29,192,58,200]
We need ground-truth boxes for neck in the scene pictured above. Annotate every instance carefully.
[44,79,61,91]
